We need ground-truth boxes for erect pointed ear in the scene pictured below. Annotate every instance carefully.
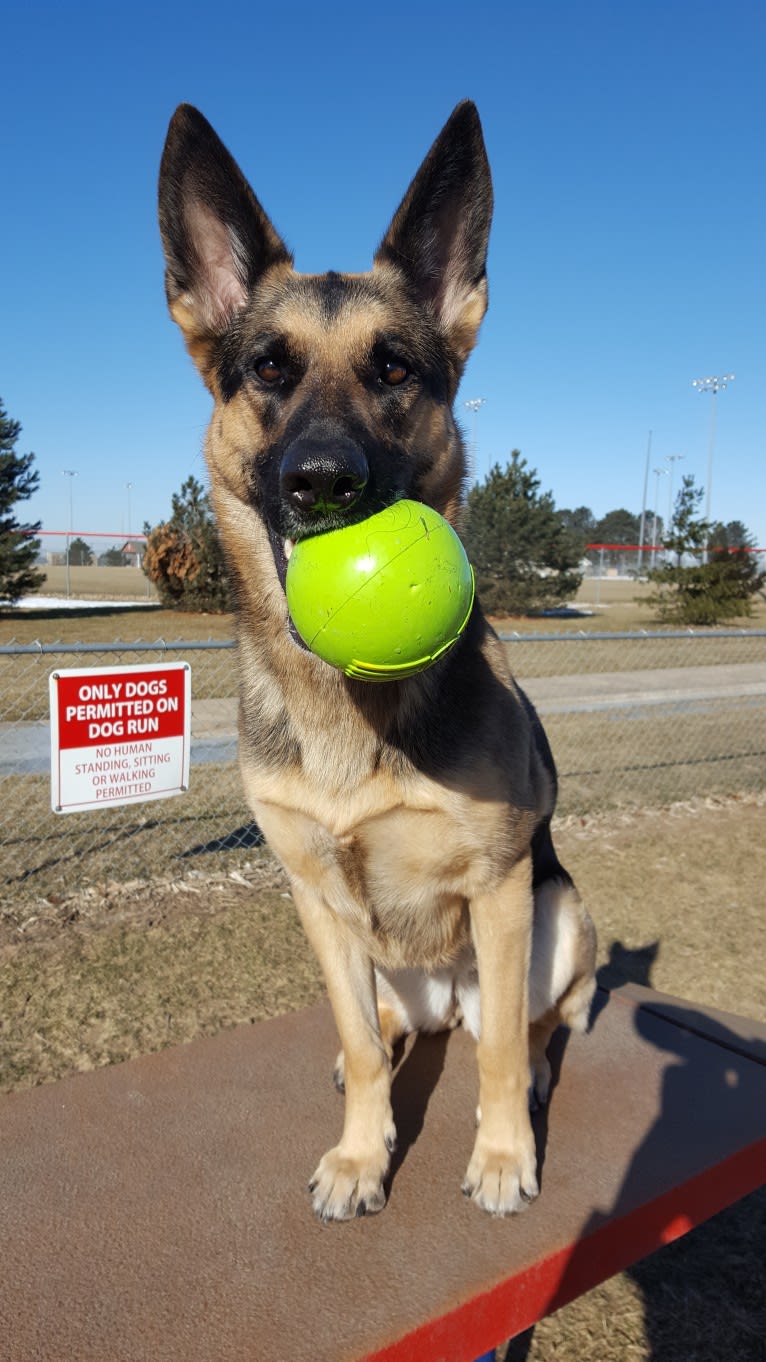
[158,105,291,372]
[374,102,492,364]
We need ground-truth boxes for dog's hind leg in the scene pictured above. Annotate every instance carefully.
[333,1000,407,1094]
[527,874,597,1106]
[528,1008,559,1109]
[334,967,460,1092]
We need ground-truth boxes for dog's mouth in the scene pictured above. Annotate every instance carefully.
[265,523,310,650]
[266,500,387,591]
[267,525,295,591]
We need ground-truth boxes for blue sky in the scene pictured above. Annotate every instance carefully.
[2,0,764,552]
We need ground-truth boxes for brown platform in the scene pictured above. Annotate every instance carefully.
[2,983,764,1362]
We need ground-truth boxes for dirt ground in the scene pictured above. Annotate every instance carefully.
[2,795,764,1360]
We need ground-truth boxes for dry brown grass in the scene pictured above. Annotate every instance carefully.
[31,564,159,601]
[0,602,234,645]
[5,793,763,1090]
[11,566,766,642]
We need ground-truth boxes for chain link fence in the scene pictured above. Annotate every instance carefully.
[1,630,764,902]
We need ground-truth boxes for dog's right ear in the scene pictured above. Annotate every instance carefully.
[158,105,291,376]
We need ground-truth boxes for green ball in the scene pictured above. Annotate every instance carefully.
[285,499,475,681]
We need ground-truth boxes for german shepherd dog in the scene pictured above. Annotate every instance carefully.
[159,102,596,1221]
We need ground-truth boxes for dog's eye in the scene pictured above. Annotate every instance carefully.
[254,357,283,385]
[380,360,410,387]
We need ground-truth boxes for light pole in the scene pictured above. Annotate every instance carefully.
[126,482,133,538]
[464,397,486,481]
[692,373,734,560]
[651,466,668,568]
[665,453,685,541]
[637,430,652,574]
[62,469,78,599]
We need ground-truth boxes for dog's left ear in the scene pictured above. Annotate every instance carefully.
[374,102,492,363]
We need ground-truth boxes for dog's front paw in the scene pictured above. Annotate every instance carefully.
[461,1132,539,1216]
[309,1137,394,1223]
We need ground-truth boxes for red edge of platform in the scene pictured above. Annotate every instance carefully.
[359,1137,766,1362]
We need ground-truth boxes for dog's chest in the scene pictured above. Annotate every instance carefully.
[249,774,507,969]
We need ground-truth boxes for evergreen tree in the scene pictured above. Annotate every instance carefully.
[0,398,46,605]
[708,519,755,551]
[557,506,596,555]
[101,546,127,566]
[592,508,641,546]
[646,476,765,624]
[142,475,230,611]
[462,451,583,614]
[590,507,642,573]
[67,536,94,566]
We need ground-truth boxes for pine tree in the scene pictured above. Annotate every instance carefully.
[142,475,230,611]
[101,546,127,566]
[0,398,46,605]
[67,536,94,566]
[557,505,596,553]
[461,451,583,614]
[646,476,765,624]
[592,508,641,546]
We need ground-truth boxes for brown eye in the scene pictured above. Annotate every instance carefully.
[380,359,410,387]
[255,357,283,385]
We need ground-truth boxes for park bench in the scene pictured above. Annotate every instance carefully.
[2,980,764,1362]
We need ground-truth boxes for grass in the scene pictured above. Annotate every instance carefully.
[0,597,763,893]
[4,794,764,1091]
[0,766,249,898]
[2,691,764,896]
[12,562,766,634]
[30,564,159,602]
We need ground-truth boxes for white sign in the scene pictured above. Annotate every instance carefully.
[50,662,191,814]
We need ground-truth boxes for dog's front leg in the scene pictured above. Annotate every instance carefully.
[291,881,396,1222]
[463,852,539,1215]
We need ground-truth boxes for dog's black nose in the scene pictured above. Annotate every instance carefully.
[280,438,368,515]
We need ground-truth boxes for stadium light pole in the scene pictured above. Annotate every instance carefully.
[62,469,78,599]
[665,453,685,539]
[126,482,133,537]
[692,373,735,561]
[637,430,652,573]
[651,466,668,568]
[464,397,486,481]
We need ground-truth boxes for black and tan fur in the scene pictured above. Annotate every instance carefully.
[158,103,596,1221]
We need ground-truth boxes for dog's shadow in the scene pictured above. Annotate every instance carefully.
[384,1022,575,1196]
[385,1031,450,1190]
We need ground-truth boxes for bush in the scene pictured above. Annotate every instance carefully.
[142,476,231,612]
[645,477,764,625]
[648,549,765,626]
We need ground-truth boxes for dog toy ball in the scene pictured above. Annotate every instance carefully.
[285,499,475,681]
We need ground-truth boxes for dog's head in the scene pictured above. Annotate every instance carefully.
[158,103,492,597]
